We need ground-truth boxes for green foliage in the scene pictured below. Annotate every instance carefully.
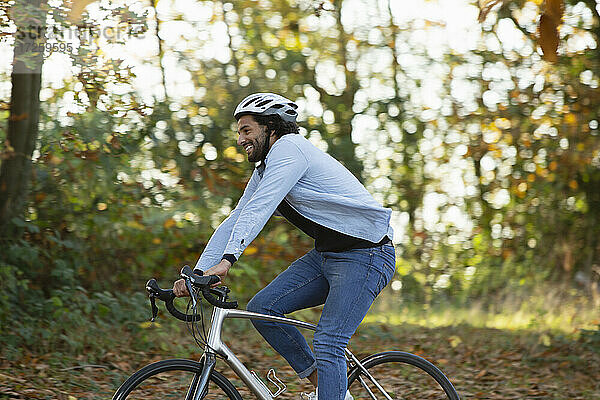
[0,239,137,357]
[579,324,600,353]
[1,0,599,360]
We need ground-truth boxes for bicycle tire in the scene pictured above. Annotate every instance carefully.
[347,351,460,400]
[112,358,242,400]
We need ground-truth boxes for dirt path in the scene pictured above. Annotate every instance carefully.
[1,324,598,399]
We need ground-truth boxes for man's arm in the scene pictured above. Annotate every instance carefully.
[223,139,309,259]
[193,168,261,273]
[178,139,307,297]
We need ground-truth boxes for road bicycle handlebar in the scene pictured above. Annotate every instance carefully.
[145,266,238,322]
[180,265,239,310]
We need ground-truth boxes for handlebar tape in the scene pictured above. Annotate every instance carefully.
[201,288,238,309]
[146,278,202,322]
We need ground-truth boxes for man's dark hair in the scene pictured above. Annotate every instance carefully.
[252,114,299,138]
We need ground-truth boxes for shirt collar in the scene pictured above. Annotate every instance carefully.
[256,160,266,178]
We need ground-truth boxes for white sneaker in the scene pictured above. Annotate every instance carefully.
[300,388,353,399]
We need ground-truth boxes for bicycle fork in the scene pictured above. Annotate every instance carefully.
[186,353,216,400]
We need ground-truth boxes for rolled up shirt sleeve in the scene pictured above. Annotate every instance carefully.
[223,139,309,259]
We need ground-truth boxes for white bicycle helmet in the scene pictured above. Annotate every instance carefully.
[234,93,298,122]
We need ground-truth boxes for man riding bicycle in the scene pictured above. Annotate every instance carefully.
[173,93,395,400]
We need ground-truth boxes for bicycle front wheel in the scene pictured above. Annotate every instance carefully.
[113,358,242,400]
[347,351,460,400]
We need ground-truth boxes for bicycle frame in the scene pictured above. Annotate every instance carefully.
[196,306,316,400]
[190,306,390,400]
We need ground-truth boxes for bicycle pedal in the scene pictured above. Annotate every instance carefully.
[250,368,287,397]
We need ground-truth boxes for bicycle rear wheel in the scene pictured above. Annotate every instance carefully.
[113,358,242,400]
[347,351,460,400]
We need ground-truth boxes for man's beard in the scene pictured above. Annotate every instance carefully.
[247,127,269,163]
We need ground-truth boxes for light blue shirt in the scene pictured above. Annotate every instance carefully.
[194,134,394,272]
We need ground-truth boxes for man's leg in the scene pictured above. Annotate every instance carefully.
[247,249,328,380]
[314,244,396,400]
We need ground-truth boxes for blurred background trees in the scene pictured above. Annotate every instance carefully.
[0,0,598,355]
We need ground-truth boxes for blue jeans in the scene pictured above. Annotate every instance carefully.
[247,243,396,400]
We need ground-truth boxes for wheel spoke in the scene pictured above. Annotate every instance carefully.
[347,352,460,400]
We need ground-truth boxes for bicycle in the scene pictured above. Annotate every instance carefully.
[112,266,461,399]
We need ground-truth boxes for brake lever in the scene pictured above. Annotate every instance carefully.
[184,278,198,309]
[149,294,159,322]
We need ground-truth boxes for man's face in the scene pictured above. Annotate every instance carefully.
[237,115,270,163]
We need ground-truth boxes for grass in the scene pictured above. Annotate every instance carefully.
[366,286,600,335]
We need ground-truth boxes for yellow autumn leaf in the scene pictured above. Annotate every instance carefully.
[245,246,258,255]
[564,113,577,125]
[163,218,176,229]
[126,220,145,230]
[68,0,96,22]
[140,321,160,328]
[448,335,462,348]
[223,146,239,160]
[540,333,551,346]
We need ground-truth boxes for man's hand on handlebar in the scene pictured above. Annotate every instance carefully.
[203,259,232,286]
[172,259,232,297]
[173,278,190,297]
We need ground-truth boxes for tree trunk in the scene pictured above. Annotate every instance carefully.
[0,0,45,237]
[315,0,363,178]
